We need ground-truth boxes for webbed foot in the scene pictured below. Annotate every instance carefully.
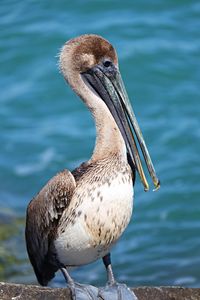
[60,267,98,299]
[69,282,98,300]
[98,282,138,300]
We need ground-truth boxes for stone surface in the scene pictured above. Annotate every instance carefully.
[0,282,200,300]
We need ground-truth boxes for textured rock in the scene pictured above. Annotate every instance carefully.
[0,282,200,300]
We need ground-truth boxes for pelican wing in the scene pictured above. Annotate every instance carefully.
[25,169,76,285]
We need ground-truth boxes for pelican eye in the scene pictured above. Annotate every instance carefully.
[103,60,112,68]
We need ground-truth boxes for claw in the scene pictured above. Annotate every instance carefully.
[98,283,138,300]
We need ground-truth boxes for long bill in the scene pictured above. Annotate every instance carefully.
[81,65,160,192]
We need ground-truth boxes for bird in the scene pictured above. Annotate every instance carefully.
[25,34,160,300]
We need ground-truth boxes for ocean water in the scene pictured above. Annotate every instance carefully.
[0,0,200,288]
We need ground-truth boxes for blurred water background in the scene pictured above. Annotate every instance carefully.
[0,0,200,288]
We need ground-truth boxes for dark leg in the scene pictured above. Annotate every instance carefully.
[102,253,115,284]
[98,253,138,300]
[60,267,98,300]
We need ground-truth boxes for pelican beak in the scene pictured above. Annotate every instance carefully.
[81,63,160,191]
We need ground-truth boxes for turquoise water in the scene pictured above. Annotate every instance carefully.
[1,0,200,288]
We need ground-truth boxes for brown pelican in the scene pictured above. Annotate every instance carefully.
[25,34,160,300]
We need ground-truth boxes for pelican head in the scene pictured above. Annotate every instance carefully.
[59,34,160,191]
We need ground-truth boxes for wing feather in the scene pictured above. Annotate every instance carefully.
[25,169,76,285]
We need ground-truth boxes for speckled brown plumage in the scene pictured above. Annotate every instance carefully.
[26,155,134,285]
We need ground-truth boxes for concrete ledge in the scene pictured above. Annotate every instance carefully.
[0,282,200,300]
